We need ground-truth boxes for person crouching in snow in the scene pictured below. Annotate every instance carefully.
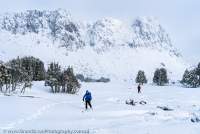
[83,90,92,110]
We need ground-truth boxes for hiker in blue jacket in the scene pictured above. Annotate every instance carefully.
[83,90,92,110]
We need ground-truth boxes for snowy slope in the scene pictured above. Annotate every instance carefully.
[0,9,187,81]
[0,81,199,134]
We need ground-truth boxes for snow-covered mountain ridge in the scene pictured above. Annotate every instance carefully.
[0,9,186,81]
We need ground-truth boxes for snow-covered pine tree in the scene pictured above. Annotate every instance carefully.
[34,60,45,81]
[153,68,168,86]
[6,57,34,93]
[0,64,12,93]
[196,63,200,85]
[64,67,80,94]
[4,67,12,93]
[7,56,45,81]
[181,69,199,88]
[20,69,33,94]
[9,67,21,92]
[20,56,45,81]
[45,63,80,94]
[160,68,168,85]
[188,69,199,88]
[153,69,160,85]
[135,70,147,84]
[45,62,62,93]
[6,57,23,92]
[181,69,190,86]
[0,64,6,92]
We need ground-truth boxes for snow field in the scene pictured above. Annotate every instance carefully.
[0,81,199,134]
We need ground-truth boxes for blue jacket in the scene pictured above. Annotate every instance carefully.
[83,90,92,101]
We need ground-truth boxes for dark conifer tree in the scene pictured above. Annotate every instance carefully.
[153,68,168,86]
[135,70,147,84]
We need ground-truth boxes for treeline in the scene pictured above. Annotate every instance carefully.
[76,74,110,83]
[135,62,200,88]
[0,56,44,94]
[0,56,80,94]
[1,56,199,93]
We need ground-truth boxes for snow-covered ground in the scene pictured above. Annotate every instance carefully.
[0,81,199,134]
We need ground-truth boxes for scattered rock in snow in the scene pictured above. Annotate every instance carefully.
[192,104,197,107]
[139,101,147,105]
[125,99,136,106]
[147,112,157,116]
[191,117,200,123]
[191,114,200,123]
[125,99,147,106]
[157,106,173,111]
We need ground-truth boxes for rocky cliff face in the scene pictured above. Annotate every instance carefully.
[0,9,185,81]
[0,9,85,51]
[0,9,180,56]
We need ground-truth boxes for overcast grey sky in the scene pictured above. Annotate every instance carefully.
[0,0,199,64]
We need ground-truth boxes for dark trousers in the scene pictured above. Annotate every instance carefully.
[138,88,141,93]
[85,100,92,109]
